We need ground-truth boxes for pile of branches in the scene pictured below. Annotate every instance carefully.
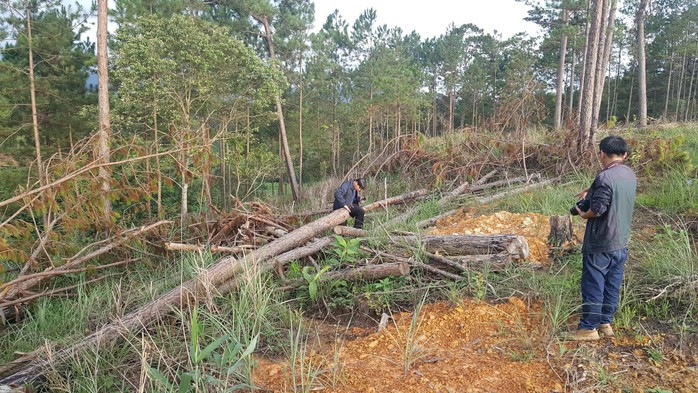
[169,202,297,253]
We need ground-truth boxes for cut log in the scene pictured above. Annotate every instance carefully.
[393,234,529,260]
[165,243,253,254]
[0,188,425,386]
[372,249,463,281]
[468,174,535,192]
[333,226,367,237]
[548,215,574,248]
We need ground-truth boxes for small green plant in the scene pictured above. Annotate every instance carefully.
[645,346,664,364]
[607,115,617,128]
[148,307,258,392]
[286,317,326,393]
[383,292,432,374]
[471,272,487,301]
[327,235,363,265]
[301,266,331,301]
[596,364,610,385]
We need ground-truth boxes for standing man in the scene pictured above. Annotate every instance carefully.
[572,135,637,341]
[333,178,366,229]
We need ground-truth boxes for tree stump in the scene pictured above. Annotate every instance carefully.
[548,215,573,248]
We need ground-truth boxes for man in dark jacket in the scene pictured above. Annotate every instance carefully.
[571,135,637,341]
[333,178,366,229]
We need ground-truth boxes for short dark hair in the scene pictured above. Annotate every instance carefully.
[599,135,629,156]
[355,178,366,189]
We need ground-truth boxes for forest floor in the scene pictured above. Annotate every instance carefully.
[252,211,698,393]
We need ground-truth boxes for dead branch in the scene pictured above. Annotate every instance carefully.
[333,226,367,238]
[276,262,410,291]
[0,221,171,304]
[476,177,556,204]
[0,187,426,386]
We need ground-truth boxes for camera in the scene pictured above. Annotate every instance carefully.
[570,198,590,215]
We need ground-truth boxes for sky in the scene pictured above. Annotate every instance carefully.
[311,0,540,39]
[72,0,540,42]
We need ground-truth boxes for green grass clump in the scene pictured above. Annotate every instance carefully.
[636,168,698,213]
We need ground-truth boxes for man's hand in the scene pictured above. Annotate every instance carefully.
[576,188,590,200]
[576,206,598,219]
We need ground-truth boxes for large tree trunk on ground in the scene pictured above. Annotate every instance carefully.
[636,0,649,127]
[0,188,425,386]
[393,234,529,260]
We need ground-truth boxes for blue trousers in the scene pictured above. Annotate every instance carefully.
[579,248,628,330]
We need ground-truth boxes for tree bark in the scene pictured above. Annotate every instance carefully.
[567,35,577,125]
[591,0,617,143]
[549,215,574,248]
[257,14,300,201]
[636,0,649,127]
[684,58,696,122]
[298,52,304,188]
[577,0,593,124]
[579,0,604,149]
[663,52,674,120]
[0,188,429,386]
[555,8,570,130]
[675,54,686,121]
[97,0,112,220]
[393,234,529,260]
[24,0,46,228]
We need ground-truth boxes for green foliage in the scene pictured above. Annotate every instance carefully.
[301,265,330,301]
[636,169,698,213]
[327,235,363,265]
[0,1,96,152]
[148,307,258,392]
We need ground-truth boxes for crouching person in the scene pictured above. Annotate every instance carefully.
[333,178,366,229]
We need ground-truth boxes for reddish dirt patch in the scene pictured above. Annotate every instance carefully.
[254,297,563,392]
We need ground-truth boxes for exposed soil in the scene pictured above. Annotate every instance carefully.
[253,298,698,393]
[252,211,698,392]
[255,297,561,392]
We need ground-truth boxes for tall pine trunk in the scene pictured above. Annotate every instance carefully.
[567,37,577,125]
[578,0,604,149]
[663,52,674,119]
[298,53,304,188]
[257,15,300,201]
[555,8,570,130]
[591,0,616,143]
[97,0,112,221]
[636,0,649,127]
[25,1,44,203]
[577,0,593,124]
[684,59,696,122]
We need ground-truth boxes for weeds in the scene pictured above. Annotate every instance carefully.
[382,292,432,374]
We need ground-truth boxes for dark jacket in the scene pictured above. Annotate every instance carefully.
[582,163,637,254]
[333,180,357,210]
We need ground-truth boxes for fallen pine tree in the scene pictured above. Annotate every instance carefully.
[0,188,429,387]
